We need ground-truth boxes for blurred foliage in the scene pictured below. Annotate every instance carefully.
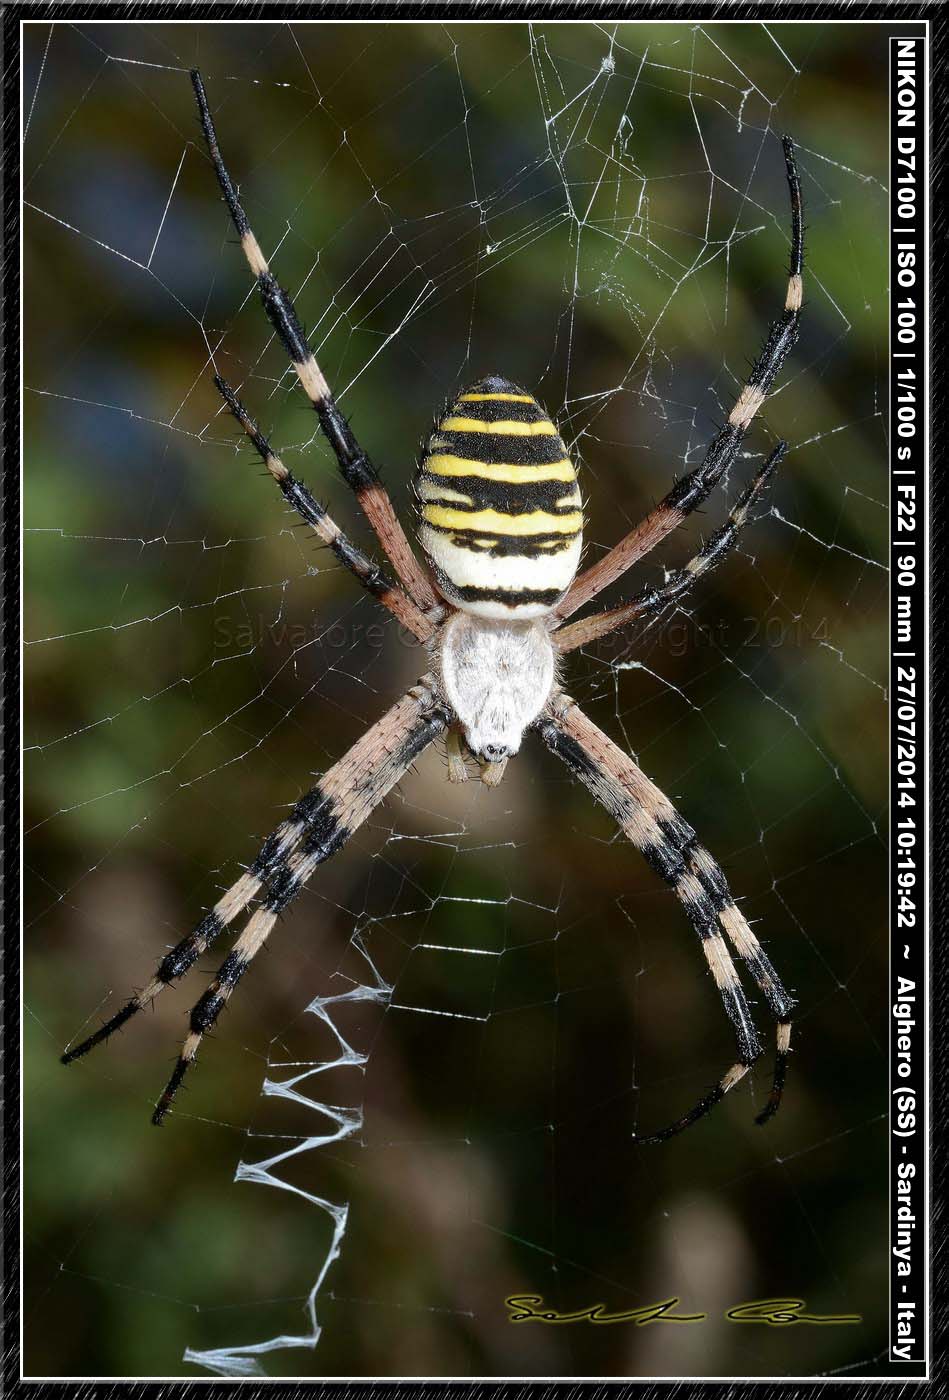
[25,19,890,1380]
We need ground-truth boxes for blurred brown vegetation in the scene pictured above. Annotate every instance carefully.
[25,19,889,1380]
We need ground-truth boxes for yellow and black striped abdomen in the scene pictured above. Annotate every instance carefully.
[416,376,583,619]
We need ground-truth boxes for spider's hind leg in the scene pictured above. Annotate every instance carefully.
[60,761,361,1068]
[152,681,449,1125]
[754,1022,793,1126]
[61,868,267,1065]
[635,1060,756,1146]
[537,694,794,1143]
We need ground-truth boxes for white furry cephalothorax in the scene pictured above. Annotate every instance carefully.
[436,612,556,760]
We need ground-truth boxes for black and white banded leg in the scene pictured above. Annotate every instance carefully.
[537,696,794,1143]
[555,136,803,623]
[191,69,438,613]
[214,375,435,642]
[554,441,787,654]
[62,681,450,1125]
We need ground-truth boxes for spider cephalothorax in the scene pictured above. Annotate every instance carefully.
[62,70,803,1145]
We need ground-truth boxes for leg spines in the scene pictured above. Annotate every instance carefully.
[312,400,378,494]
[280,476,328,530]
[152,1053,192,1127]
[215,374,273,464]
[638,819,734,934]
[635,1076,730,1146]
[250,791,349,913]
[157,910,225,984]
[291,785,333,828]
[257,270,312,367]
[754,1022,792,1125]
[782,135,804,285]
[639,793,793,1091]
[299,818,351,866]
[639,831,689,887]
[746,309,800,397]
[719,904,797,1021]
[261,865,303,915]
[216,950,247,989]
[251,810,312,884]
[190,987,227,1035]
[717,977,765,1066]
[666,423,744,514]
[252,829,294,884]
[330,536,389,598]
[682,839,733,912]
[674,870,724,934]
[191,70,249,238]
[60,999,140,1065]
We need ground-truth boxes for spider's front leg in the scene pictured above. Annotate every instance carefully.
[191,69,438,613]
[554,136,803,625]
[536,694,795,1143]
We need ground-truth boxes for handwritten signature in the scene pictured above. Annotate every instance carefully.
[505,1295,862,1327]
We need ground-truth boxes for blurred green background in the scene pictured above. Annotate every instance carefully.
[25,19,890,1380]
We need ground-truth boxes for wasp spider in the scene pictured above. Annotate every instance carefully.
[62,72,804,1144]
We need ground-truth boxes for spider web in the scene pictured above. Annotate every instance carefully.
[24,18,891,1382]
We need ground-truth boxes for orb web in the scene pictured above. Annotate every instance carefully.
[24,19,889,1380]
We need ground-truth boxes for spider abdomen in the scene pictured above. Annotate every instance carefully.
[417,376,583,619]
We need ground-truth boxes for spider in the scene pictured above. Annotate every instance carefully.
[62,71,803,1144]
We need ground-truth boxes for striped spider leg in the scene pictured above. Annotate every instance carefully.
[554,440,787,654]
[213,375,435,643]
[62,681,451,1124]
[552,136,803,627]
[537,696,795,1142]
[191,69,439,614]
